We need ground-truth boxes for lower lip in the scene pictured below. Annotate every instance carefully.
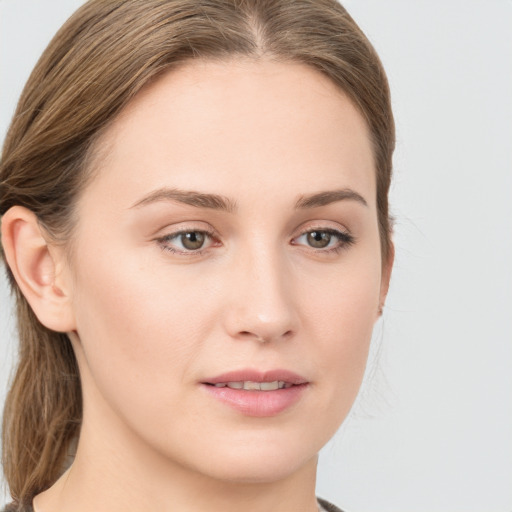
[202,384,308,417]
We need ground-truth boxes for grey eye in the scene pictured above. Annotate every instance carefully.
[180,231,206,250]
[292,227,355,253]
[306,231,332,248]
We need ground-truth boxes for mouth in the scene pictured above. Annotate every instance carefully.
[205,380,294,391]
[202,368,308,389]
[201,369,309,417]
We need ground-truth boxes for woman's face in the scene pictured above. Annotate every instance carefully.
[65,59,391,483]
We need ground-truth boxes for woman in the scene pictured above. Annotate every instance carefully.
[0,1,394,511]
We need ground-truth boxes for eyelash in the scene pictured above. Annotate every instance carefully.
[156,227,355,256]
[157,228,218,255]
[291,228,355,254]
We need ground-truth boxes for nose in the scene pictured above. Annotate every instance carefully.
[222,245,298,344]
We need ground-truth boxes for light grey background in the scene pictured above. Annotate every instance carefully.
[1,1,511,511]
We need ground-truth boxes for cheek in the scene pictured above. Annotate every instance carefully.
[300,249,380,340]
[69,246,219,411]
[297,252,381,408]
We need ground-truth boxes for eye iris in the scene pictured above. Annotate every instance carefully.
[307,231,331,248]
[181,232,205,250]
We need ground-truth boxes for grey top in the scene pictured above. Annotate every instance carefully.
[318,497,344,512]
[4,496,343,512]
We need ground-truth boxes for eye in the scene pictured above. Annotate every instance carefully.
[157,229,216,254]
[292,228,354,252]
[179,231,207,250]
[306,230,333,249]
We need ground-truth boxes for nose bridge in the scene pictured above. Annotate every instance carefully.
[224,237,296,341]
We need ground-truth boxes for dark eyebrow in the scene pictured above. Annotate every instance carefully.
[129,187,238,213]
[295,189,368,209]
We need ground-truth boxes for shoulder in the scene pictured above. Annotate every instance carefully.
[5,499,341,512]
[317,496,345,512]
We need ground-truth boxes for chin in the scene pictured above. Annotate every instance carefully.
[198,449,318,484]
[165,426,326,485]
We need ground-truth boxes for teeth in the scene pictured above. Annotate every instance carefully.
[260,381,279,391]
[213,380,291,391]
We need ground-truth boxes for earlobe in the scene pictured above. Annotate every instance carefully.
[1,206,76,332]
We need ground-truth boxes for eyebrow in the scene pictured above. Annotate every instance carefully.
[130,186,367,213]
[294,189,368,209]
[130,187,238,213]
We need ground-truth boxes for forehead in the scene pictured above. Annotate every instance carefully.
[84,58,376,211]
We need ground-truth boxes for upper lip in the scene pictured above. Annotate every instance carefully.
[203,368,308,385]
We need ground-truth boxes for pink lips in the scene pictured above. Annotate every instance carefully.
[201,369,309,417]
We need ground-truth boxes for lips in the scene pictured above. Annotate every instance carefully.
[211,381,293,390]
[203,369,308,386]
[201,369,309,417]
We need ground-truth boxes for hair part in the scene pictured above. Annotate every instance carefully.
[0,0,394,507]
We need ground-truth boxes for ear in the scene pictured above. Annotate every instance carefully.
[1,206,76,332]
[378,241,394,317]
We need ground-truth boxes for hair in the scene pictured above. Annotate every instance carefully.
[0,0,394,508]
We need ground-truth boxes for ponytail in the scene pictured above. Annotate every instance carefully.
[2,293,81,509]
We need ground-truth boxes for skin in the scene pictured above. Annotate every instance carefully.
[3,59,392,512]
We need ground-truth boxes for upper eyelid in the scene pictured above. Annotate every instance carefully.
[154,224,351,238]
[292,228,354,243]
[153,220,353,243]
[157,228,217,244]
[162,227,215,237]
[298,226,347,235]
[293,221,352,237]
[153,222,218,238]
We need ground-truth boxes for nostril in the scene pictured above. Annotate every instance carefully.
[236,330,294,344]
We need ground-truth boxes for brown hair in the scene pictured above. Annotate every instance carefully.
[0,0,394,507]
